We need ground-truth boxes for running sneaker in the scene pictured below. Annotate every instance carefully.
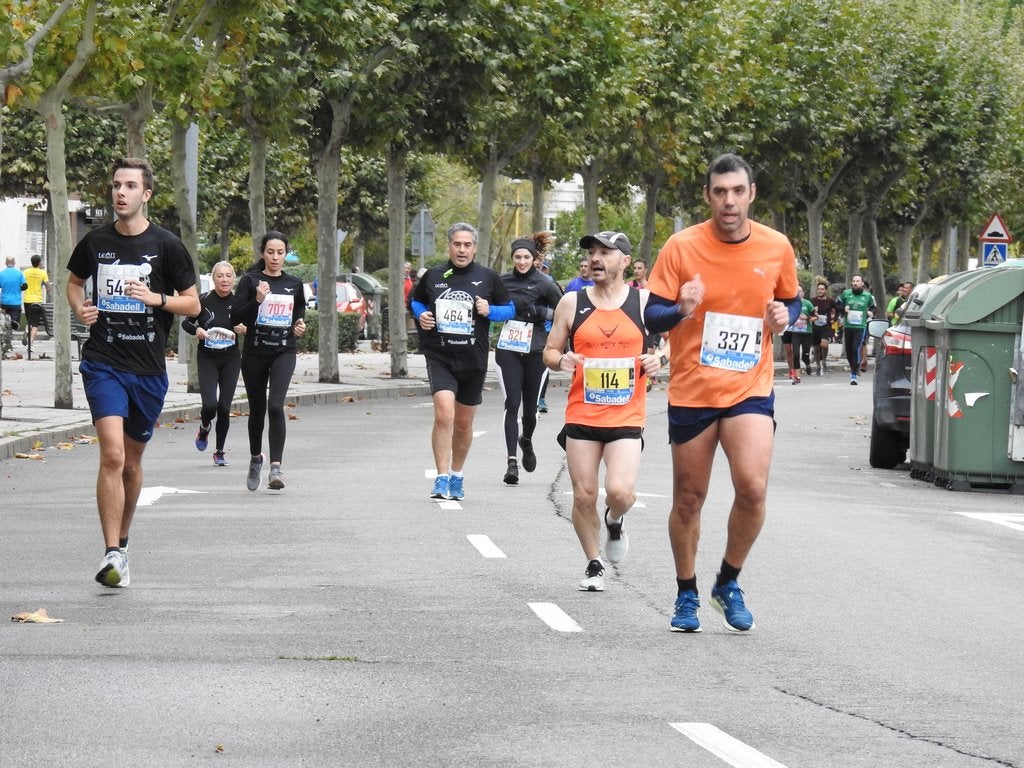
[268,465,285,490]
[195,423,210,451]
[213,451,228,467]
[246,454,264,492]
[604,507,628,564]
[447,474,465,500]
[519,436,537,472]
[503,459,519,485]
[120,546,130,587]
[578,559,605,592]
[670,589,701,633]
[537,398,548,414]
[710,580,755,632]
[95,550,124,588]
[806,365,814,376]
[850,374,858,386]
[430,474,449,499]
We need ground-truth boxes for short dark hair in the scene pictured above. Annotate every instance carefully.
[31,254,42,267]
[705,153,754,188]
[112,157,154,192]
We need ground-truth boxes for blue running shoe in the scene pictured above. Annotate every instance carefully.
[195,423,210,452]
[447,474,464,500]
[710,580,755,632]
[430,474,449,499]
[670,589,701,633]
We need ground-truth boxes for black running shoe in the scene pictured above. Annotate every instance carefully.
[519,436,537,472]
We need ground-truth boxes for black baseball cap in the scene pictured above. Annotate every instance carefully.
[579,231,632,256]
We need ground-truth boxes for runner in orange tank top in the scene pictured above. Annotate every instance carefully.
[544,231,661,593]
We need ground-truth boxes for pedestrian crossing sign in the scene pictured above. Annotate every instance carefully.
[983,241,1007,267]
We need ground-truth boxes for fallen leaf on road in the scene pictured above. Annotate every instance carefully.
[214,744,224,753]
[2,388,12,395]
[73,435,98,444]
[32,439,43,450]
[14,452,43,460]
[287,413,299,420]
[12,608,64,623]
[56,442,74,450]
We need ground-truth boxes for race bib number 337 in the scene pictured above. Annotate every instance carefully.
[700,312,762,372]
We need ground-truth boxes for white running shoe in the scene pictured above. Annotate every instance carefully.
[604,508,629,564]
[578,559,605,592]
[95,550,124,588]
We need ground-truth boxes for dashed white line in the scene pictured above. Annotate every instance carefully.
[669,723,787,767]
[467,535,506,558]
[528,602,582,632]
[136,486,205,507]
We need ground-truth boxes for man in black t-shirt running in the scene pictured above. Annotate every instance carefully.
[67,158,200,588]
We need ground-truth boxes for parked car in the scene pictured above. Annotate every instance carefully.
[303,280,368,335]
[867,317,913,468]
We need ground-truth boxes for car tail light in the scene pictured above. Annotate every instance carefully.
[882,325,912,355]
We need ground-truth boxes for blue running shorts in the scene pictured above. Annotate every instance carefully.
[667,393,776,444]
[80,359,168,443]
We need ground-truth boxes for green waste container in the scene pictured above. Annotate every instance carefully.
[342,272,388,340]
[920,260,1024,491]
[903,272,977,481]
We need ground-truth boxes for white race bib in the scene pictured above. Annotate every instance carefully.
[204,326,235,350]
[582,357,635,406]
[700,312,763,372]
[496,320,533,353]
[257,294,294,328]
[847,309,864,325]
[97,264,145,313]
[435,298,474,336]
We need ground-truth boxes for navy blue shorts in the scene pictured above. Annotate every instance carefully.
[80,359,168,443]
[667,393,775,444]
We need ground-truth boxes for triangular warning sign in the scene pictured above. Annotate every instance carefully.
[980,213,1011,242]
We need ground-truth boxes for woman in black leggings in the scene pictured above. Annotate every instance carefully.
[230,231,306,491]
[182,261,244,466]
[496,233,563,485]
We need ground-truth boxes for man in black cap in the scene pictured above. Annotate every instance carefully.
[544,230,661,592]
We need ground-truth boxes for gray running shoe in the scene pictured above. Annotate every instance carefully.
[246,454,264,491]
[95,550,124,588]
[268,464,285,490]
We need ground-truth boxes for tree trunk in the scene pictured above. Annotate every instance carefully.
[40,98,74,408]
[529,166,546,234]
[352,238,365,274]
[640,167,663,263]
[219,212,231,260]
[896,224,914,282]
[941,215,955,274]
[917,233,936,283]
[863,216,887,315]
[313,97,348,384]
[248,131,267,252]
[804,198,826,277]
[123,84,153,158]
[957,220,970,272]
[386,144,408,378]
[579,158,601,235]
[171,121,200,392]
[477,146,500,269]
[846,208,864,283]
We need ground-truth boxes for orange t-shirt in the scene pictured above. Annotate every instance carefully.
[564,287,648,428]
[647,220,798,408]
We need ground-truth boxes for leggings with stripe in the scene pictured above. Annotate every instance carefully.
[495,348,548,458]
[843,327,867,373]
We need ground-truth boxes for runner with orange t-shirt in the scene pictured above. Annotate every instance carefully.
[644,153,799,634]
[544,231,661,593]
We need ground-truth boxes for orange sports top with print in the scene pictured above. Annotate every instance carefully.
[564,286,649,428]
[647,219,798,409]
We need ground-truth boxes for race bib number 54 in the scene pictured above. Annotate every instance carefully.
[700,312,762,372]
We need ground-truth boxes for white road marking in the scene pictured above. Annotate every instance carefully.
[136,486,205,507]
[436,500,461,510]
[473,430,486,437]
[670,723,787,768]
[956,512,1024,532]
[528,602,582,633]
[467,535,506,558]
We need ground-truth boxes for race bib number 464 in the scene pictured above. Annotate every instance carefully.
[435,298,474,336]
[700,312,763,372]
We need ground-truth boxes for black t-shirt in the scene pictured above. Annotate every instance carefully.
[182,291,239,358]
[230,270,305,356]
[412,259,510,371]
[67,222,196,375]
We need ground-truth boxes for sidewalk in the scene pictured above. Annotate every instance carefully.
[0,338,434,461]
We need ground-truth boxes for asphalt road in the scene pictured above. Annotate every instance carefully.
[2,373,1022,767]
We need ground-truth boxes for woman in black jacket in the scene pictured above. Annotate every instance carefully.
[496,232,563,485]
